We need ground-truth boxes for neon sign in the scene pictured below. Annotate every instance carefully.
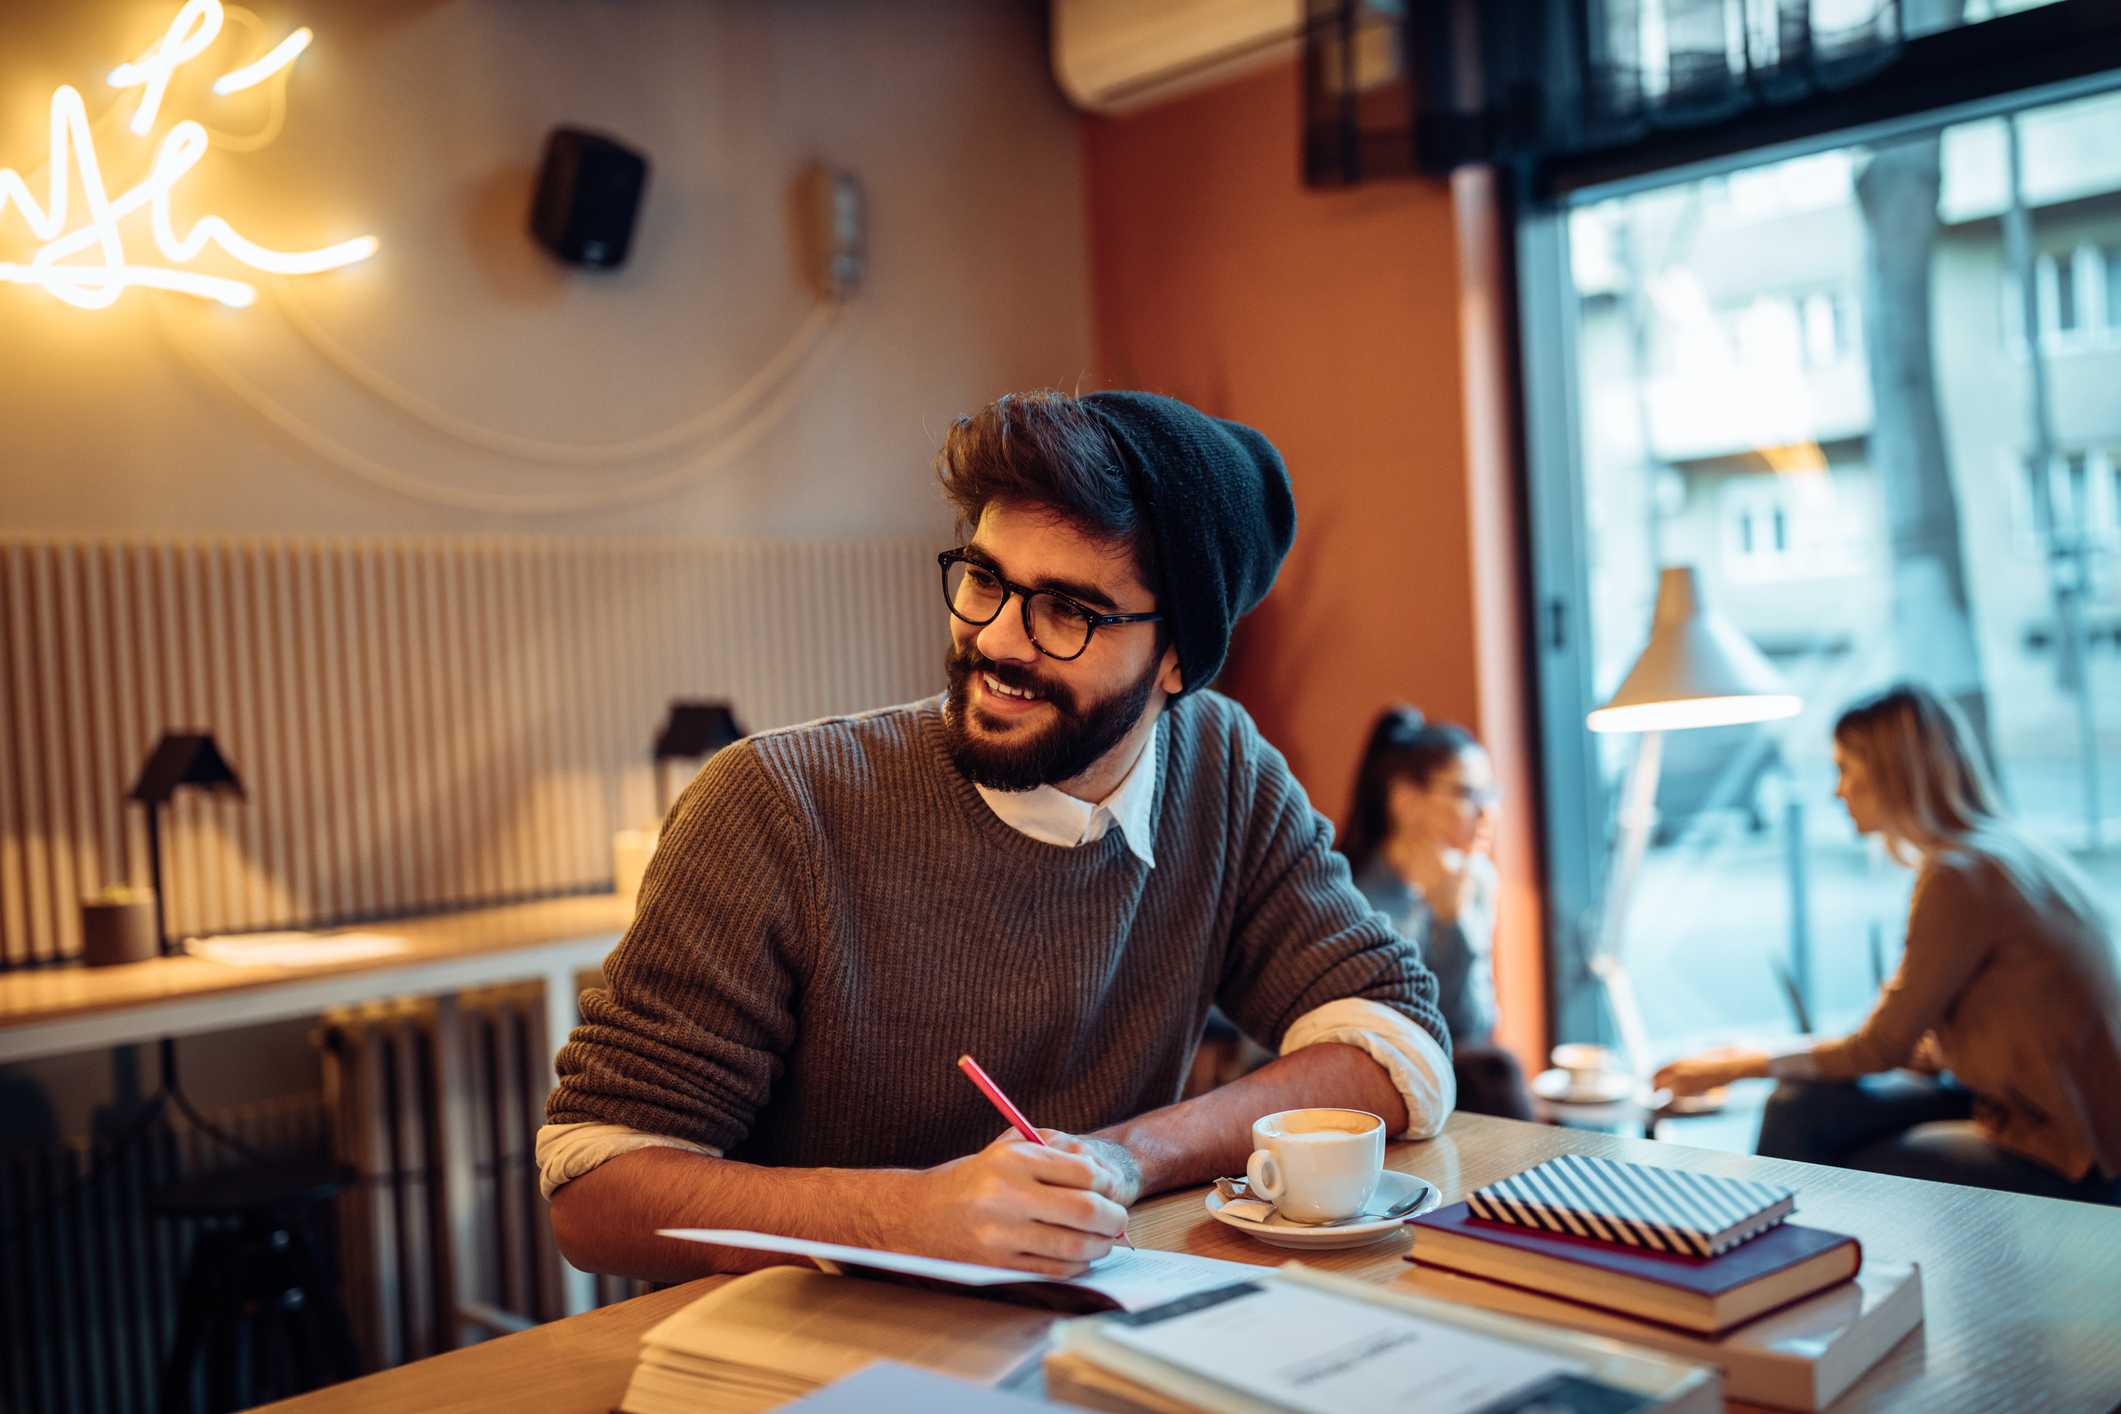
[0,0,375,310]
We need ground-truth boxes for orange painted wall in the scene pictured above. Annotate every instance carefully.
[1082,61,1546,1067]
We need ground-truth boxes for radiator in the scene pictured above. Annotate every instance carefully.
[0,1093,329,1414]
[318,979,640,1372]
[0,534,942,967]
[0,986,627,1414]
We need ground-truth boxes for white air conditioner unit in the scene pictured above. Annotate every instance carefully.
[1052,0,1303,116]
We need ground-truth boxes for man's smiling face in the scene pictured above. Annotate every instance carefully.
[941,500,1181,799]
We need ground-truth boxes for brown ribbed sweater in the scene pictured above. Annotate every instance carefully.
[549,691,1446,1170]
[1805,843,2121,1181]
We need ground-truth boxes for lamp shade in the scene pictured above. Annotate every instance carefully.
[1587,567,1801,733]
[653,701,746,761]
[129,732,246,803]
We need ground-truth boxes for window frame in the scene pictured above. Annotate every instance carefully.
[1514,65,2121,1048]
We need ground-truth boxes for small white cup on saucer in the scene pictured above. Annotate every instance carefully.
[1551,1042,1620,1091]
[1244,1108,1384,1224]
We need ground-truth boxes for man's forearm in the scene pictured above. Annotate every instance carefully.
[550,1132,1133,1283]
[1090,1042,1408,1198]
[549,1146,901,1283]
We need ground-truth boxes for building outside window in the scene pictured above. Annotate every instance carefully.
[1524,84,2121,1137]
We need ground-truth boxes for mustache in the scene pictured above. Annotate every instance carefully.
[945,642,1074,714]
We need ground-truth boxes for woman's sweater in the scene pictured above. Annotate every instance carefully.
[1789,842,2121,1181]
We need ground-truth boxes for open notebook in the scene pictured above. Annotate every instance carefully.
[658,1229,1260,1314]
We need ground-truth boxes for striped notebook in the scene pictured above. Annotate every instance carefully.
[1466,1155,1794,1258]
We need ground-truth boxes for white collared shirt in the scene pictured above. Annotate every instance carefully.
[972,727,1159,867]
[536,724,1453,1196]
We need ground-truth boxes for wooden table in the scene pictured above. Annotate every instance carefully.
[254,1112,2121,1414]
[0,893,632,1064]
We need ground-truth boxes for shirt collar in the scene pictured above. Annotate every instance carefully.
[973,723,1159,868]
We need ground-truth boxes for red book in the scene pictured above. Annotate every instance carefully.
[1406,1202,1861,1334]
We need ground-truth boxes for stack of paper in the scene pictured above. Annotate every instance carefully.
[1045,1263,1720,1414]
[616,1268,1057,1414]
[185,931,408,967]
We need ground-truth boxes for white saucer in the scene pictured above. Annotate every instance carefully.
[1531,1068,1639,1105]
[1205,1170,1438,1249]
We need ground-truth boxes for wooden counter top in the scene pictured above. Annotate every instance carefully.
[0,892,633,1062]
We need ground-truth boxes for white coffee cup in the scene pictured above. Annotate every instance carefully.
[1244,1108,1385,1224]
[1551,1042,1621,1091]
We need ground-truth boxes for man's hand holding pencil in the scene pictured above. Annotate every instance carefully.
[881,1126,1133,1278]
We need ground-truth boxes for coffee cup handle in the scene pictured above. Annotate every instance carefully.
[1245,1149,1284,1202]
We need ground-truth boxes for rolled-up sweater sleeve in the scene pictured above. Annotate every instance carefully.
[1796,859,1997,1082]
[547,744,813,1152]
[1281,998,1455,1139]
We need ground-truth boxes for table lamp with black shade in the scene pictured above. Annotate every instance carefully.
[1582,567,1801,1088]
[122,733,363,1394]
[653,701,746,817]
[130,732,246,958]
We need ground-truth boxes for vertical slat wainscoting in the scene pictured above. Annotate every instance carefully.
[0,536,942,967]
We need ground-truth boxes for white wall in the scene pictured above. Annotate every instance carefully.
[0,0,1092,539]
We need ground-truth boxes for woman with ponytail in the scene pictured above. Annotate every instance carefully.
[1343,706,1533,1119]
[1656,682,2121,1203]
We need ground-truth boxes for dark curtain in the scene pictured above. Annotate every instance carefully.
[1304,0,2121,190]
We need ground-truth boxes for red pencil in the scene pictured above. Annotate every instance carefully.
[956,1053,1133,1249]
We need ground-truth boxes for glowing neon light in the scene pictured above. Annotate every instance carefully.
[212,28,312,95]
[0,3,375,310]
[108,0,224,135]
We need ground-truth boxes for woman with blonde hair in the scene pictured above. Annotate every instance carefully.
[1656,682,2121,1202]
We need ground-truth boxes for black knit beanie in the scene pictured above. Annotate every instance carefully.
[1079,391,1297,697]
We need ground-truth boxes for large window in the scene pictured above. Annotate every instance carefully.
[1523,83,2121,1098]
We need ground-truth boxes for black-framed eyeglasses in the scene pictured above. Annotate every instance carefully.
[1434,781,1503,810]
[939,549,1162,662]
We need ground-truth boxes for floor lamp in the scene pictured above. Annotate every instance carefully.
[1585,567,1801,1082]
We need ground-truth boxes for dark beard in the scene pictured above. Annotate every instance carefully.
[942,639,1161,792]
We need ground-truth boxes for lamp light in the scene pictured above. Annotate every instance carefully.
[653,701,745,817]
[129,731,245,957]
[1582,567,1800,1087]
[1589,568,1801,734]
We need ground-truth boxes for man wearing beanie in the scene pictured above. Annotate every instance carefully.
[540,389,1454,1283]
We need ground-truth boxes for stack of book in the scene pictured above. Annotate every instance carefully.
[1398,1156,1924,1412]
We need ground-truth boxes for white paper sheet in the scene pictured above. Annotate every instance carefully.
[1097,1281,1581,1414]
[657,1230,1257,1313]
[186,931,410,967]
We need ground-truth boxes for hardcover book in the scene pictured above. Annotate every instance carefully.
[1395,1262,1924,1412]
[1407,1202,1860,1335]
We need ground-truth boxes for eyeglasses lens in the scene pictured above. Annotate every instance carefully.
[943,559,1095,658]
[944,559,1004,621]
[1027,594,1094,658]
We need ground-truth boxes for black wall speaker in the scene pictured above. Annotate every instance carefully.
[530,128,650,269]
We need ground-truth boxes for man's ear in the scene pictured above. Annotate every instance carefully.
[1157,644,1183,697]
